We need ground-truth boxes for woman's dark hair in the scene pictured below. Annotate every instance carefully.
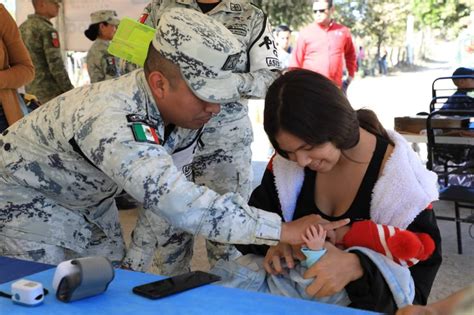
[84,22,109,41]
[264,69,392,158]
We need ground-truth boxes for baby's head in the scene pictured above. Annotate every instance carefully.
[452,67,474,90]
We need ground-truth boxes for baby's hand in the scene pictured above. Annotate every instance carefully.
[301,224,327,251]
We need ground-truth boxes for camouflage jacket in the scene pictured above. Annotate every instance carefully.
[138,0,280,100]
[0,69,281,254]
[86,39,120,83]
[119,1,280,123]
[19,14,73,104]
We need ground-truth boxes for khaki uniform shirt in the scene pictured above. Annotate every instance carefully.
[19,14,73,103]
[86,39,120,83]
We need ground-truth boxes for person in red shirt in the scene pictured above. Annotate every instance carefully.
[290,0,356,91]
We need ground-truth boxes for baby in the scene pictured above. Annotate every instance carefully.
[301,220,435,268]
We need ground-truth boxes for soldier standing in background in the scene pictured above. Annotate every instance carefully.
[84,10,121,83]
[122,0,281,275]
[19,0,73,104]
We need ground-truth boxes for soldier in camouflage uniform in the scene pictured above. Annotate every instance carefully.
[19,0,73,104]
[124,0,280,275]
[0,8,312,266]
[84,10,121,83]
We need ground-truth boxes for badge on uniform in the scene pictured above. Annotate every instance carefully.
[259,36,274,50]
[230,3,242,11]
[131,123,160,144]
[51,31,60,48]
[106,56,117,76]
[222,52,241,71]
[138,13,149,24]
[227,24,247,37]
[266,57,280,68]
[106,56,115,65]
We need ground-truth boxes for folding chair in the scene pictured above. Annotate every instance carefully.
[426,109,474,254]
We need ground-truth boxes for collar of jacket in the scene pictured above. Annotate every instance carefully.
[271,130,438,229]
[28,14,53,25]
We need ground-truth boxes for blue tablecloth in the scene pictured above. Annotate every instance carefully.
[0,256,53,284]
[0,257,378,314]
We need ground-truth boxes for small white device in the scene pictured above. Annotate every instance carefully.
[11,279,45,306]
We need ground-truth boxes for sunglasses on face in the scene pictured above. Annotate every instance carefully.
[313,9,328,13]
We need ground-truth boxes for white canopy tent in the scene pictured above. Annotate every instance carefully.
[11,0,148,51]
[2,0,149,85]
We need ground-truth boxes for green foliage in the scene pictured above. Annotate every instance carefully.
[412,0,472,38]
[333,0,410,55]
[252,0,313,30]
[255,0,473,62]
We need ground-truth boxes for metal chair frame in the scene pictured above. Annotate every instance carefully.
[426,108,474,254]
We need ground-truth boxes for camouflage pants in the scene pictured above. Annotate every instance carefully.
[0,224,125,266]
[150,111,253,275]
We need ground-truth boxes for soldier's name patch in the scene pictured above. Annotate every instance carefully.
[131,123,160,144]
[227,25,247,37]
[126,113,157,127]
[266,57,280,68]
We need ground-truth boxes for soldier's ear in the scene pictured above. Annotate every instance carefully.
[147,71,169,100]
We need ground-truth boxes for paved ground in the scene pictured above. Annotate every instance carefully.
[119,59,474,304]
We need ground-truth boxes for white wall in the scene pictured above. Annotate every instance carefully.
[15,0,149,51]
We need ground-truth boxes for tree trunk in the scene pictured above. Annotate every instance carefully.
[419,27,426,60]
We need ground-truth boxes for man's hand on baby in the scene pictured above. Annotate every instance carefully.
[281,215,350,245]
[304,217,351,245]
[302,224,327,251]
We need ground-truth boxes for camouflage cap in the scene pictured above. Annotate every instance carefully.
[152,8,244,103]
[90,10,120,26]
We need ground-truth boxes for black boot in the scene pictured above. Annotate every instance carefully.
[115,194,137,210]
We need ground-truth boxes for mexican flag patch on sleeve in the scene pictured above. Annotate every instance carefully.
[131,123,160,144]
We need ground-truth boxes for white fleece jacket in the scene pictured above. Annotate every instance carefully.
[272,130,439,229]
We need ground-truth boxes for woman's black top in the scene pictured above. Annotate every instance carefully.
[294,135,388,222]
